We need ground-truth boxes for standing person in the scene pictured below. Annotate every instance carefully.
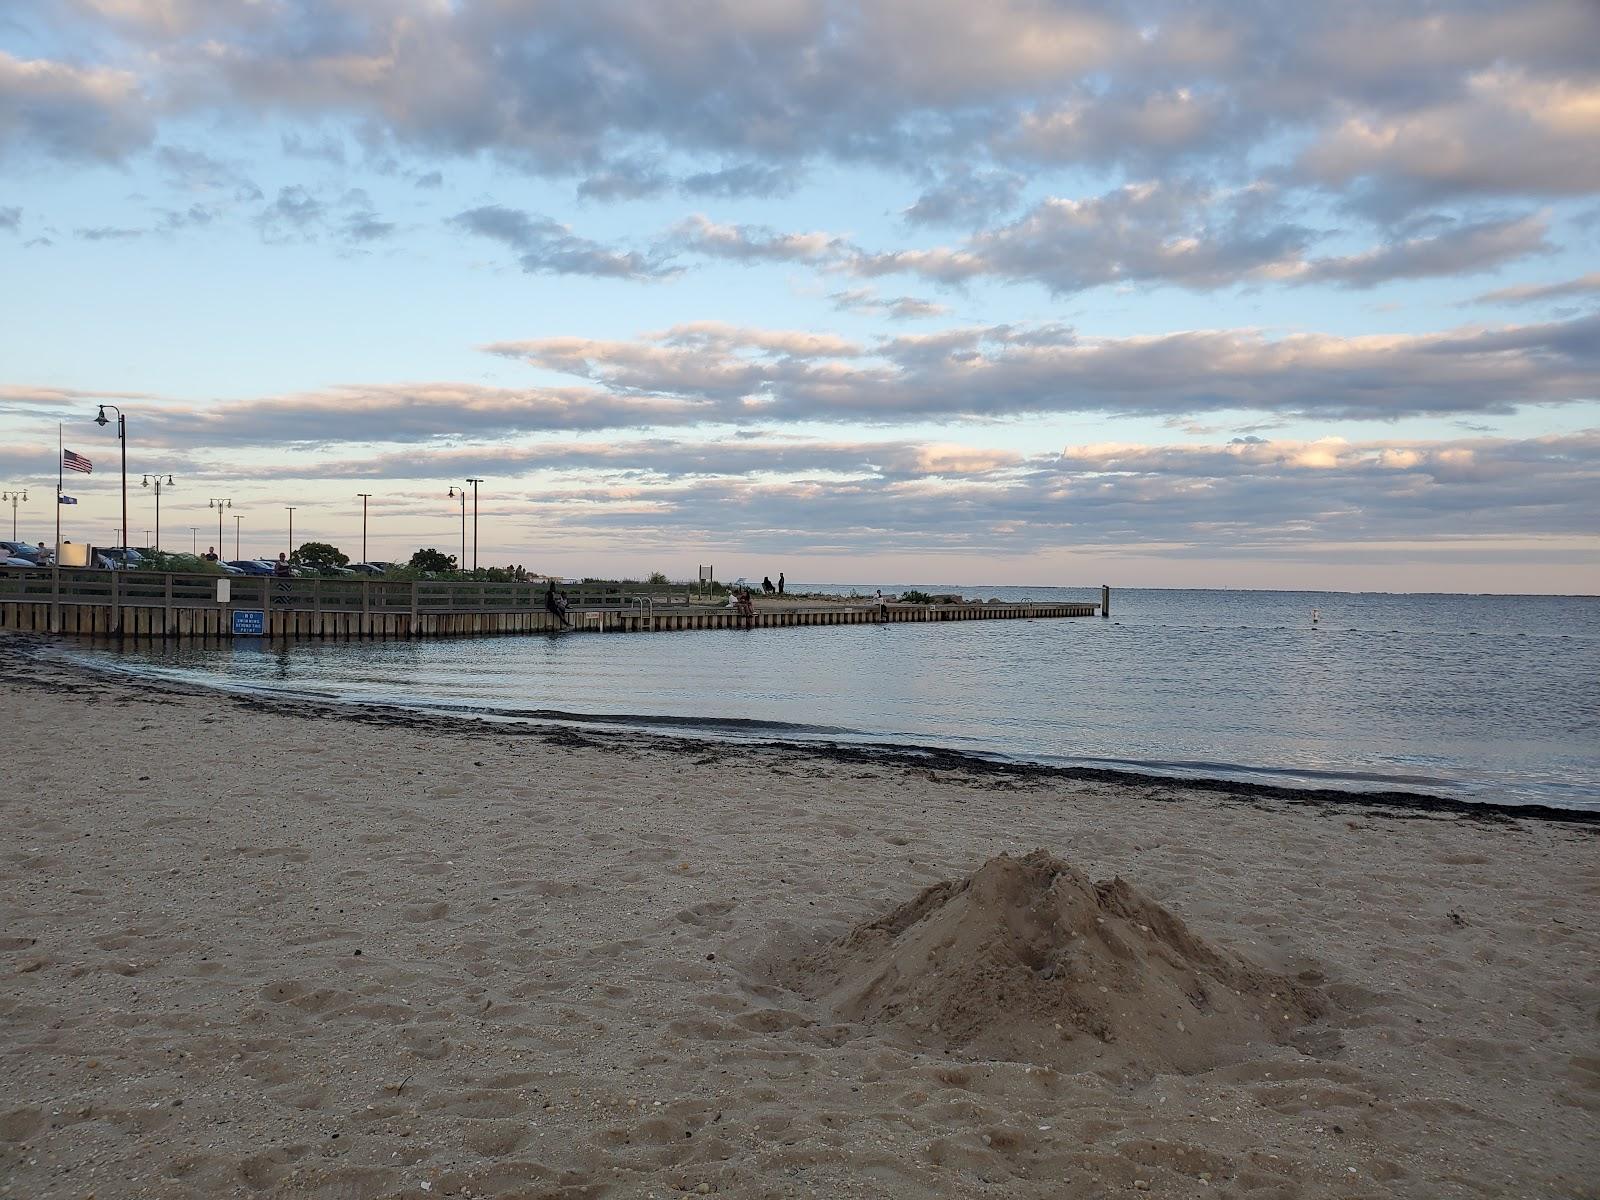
[274,552,292,577]
[875,588,888,622]
[778,571,785,595]
[203,546,218,563]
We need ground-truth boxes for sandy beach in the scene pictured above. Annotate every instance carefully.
[1,635,1596,1200]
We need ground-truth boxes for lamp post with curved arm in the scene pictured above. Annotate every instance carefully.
[356,493,373,565]
[208,498,231,560]
[93,405,127,550]
[464,477,483,571]
[1,488,25,540]
[447,485,466,571]
[141,474,175,553]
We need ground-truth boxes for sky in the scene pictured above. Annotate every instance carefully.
[1,1,1597,592]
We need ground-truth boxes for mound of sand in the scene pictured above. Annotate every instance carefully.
[796,849,1326,1075]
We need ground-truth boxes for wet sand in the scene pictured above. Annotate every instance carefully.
[1,635,1596,1198]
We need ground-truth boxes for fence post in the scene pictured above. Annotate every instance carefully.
[50,566,61,633]
[111,568,122,637]
[409,579,419,637]
[163,572,174,639]
[312,576,322,635]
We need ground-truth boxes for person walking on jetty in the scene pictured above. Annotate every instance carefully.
[778,571,785,595]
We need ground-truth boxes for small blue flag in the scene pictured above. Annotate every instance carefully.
[58,494,78,505]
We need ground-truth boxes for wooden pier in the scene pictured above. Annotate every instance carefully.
[0,567,1100,640]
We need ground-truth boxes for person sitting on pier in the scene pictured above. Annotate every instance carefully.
[735,586,756,628]
[761,576,775,594]
[544,578,572,628]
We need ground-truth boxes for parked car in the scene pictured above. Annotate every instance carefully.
[226,559,274,576]
[0,540,49,564]
[1,555,37,567]
[351,561,394,575]
[320,565,358,577]
[94,547,147,570]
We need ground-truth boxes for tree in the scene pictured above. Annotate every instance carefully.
[648,571,669,585]
[409,547,456,572]
[295,541,349,570]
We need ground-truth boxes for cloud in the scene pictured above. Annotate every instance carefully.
[855,181,1315,292]
[902,169,1025,228]
[1299,67,1600,214]
[75,225,143,241]
[0,206,19,231]
[851,187,1555,295]
[255,184,324,241]
[670,214,849,265]
[1292,213,1552,287]
[152,144,261,200]
[250,430,1598,559]
[680,162,799,198]
[1471,271,1600,306]
[280,130,345,165]
[8,1,1599,225]
[828,288,950,320]
[0,50,151,161]
[126,382,719,448]
[488,313,1600,425]
[452,205,678,280]
[576,158,671,201]
[341,210,394,243]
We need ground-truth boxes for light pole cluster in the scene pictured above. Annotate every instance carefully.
[208,498,232,560]
[141,473,175,552]
[21,407,497,571]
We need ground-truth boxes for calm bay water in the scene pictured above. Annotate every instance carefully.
[64,587,1600,811]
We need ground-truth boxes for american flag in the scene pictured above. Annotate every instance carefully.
[63,449,93,474]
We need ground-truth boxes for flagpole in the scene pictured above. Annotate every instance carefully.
[56,423,62,558]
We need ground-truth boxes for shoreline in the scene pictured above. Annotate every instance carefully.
[19,632,1599,828]
[3,632,1597,1198]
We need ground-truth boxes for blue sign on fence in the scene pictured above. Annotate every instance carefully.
[232,609,265,636]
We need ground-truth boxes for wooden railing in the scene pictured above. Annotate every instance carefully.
[0,566,718,613]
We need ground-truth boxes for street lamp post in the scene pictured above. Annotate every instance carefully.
[447,485,466,570]
[190,527,198,554]
[1,488,25,540]
[465,477,483,571]
[140,474,175,553]
[93,405,127,550]
[356,493,372,565]
[208,499,232,561]
[285,506,296,558]
[233,514,244,560]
